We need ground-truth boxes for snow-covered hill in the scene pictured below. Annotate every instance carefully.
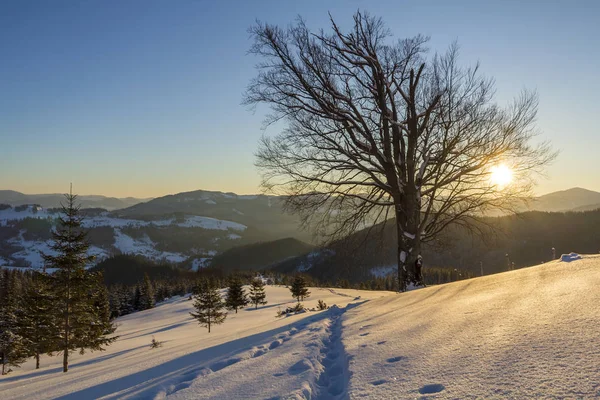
[2,256,599,399]
[0,205,248,269]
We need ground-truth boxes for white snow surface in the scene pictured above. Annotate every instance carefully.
[2,257,600,399]
[0,207,246,232]
[560,252,582,262]
[113,229,188,263]
[0,287,387,399]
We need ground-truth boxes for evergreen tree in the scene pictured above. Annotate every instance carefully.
[42,189,117,373]
[225,276,248,313]
[133,284,142,311]
[0,269,28,375]
[88,273,117,342]
[290,275,310,303]
[139,273,155,310]
[248,278,267,309]
[19,271,58,369]
[190,282,226,333]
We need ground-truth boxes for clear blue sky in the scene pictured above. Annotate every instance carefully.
[1,0,598,197]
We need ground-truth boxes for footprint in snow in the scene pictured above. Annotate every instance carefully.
[418,383,445,394]
[269,340,282,350]
[273,372,285,377]
[370,379,389,386]
[288,359,312,375]
[386,356,405,363]
[359,332,370,337]
[377,341,387,345]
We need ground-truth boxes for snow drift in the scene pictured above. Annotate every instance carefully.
[1,256,599,399]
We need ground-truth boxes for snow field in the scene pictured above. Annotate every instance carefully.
[2,256,599,399]
[343,255,600,399]
[0,286,389,400]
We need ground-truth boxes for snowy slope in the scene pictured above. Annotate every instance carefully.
[2,257,599,399]
[0,206,247,268]
[0,286,387,400]
[342,255,600,399]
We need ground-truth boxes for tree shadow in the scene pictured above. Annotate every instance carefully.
[0,344,149,384]
[243,301,292,311]
[54,311,335,400]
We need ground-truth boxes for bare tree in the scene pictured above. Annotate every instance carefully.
[245,12,555,290]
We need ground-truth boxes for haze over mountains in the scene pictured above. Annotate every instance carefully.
[1,187,600,281]
[0,190,151,211]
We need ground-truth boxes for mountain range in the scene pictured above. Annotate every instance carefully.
[0,190,151,211]
[1,187,600,280]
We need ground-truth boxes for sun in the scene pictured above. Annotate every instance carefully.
[490,164,513,187]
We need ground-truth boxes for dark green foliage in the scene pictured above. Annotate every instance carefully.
[248,278,267,309]
[86,227,115,248]
[92,254,198,286]
[290,275,310,302]
[42,191,117,373]
[17,217,53,241]
[0,269,28,375]
[225,276,248,313]
[138,273,155,310]
[210,238,315,272]
[190,282,226,333]
[317,300,328,310]
[18,272,58,369]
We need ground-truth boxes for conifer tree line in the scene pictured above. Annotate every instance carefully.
[0,191,116,375]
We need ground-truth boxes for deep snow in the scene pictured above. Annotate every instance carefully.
[1,256,599,399]
[0,287,387,399]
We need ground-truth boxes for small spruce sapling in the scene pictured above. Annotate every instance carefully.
[290,275,310,303]
[190,282,227,333]
[248,278,267,309]
[225,276,248,314]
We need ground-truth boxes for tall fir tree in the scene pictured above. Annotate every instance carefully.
[290,275,310,303]
[42,189,117,373]
[190,282,226,333]
[139,273,155,310]
[19,271,58,369]
[225,276,248,314]
[248,278,267,309]
[0,269,28,375]
[88,273,117,342]
[132,284,142,311]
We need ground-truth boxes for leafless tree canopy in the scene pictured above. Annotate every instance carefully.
[245,12,555,289]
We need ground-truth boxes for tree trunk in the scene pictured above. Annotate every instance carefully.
[36,353,40,369]
[396,206,409,292]
[63,349,68,373]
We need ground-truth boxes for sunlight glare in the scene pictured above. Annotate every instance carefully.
[490,164,513,187]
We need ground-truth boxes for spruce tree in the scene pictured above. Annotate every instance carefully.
[190,282,226,333]
[139,273,155,310]
[42,189,117,372]
[225,276,248,314]
[290,275,310,303]
[19,271,58,369]
[133,285,142,311]
[88,273,117,342]
[248,278,267,309]
[0,269,28,375]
